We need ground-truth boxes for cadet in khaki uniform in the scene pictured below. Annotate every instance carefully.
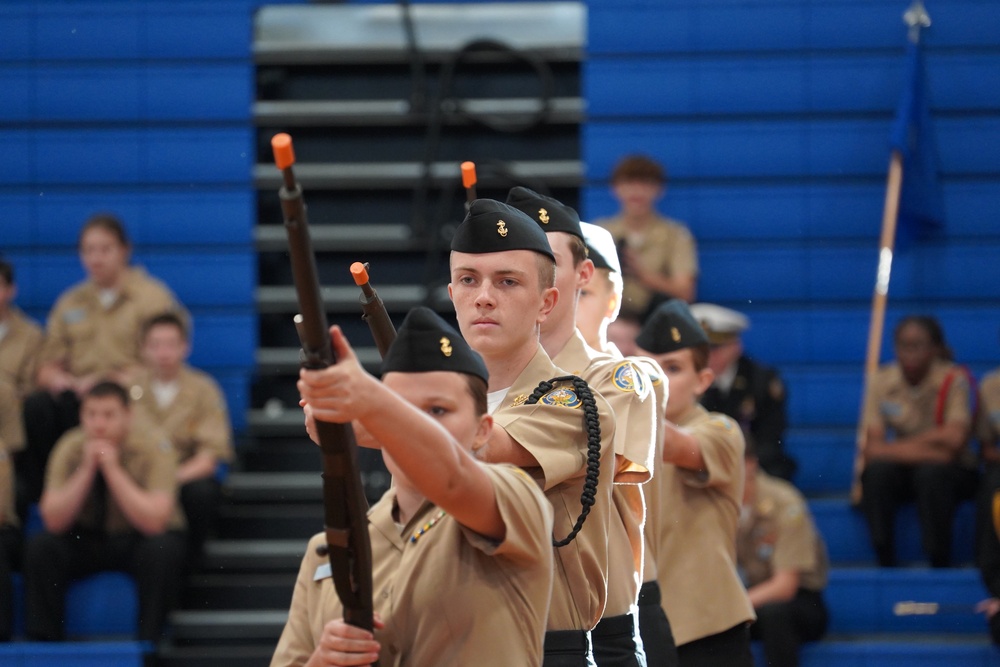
[507,187,657,667]
[450,199,618,666]
[277,307,554,666]
[0,260,44,456]
[23,381,186,643]
[22,214,188,508]
[0,448,20,641]
[131,312,234,567]
[861,315,977,567]
[738,439,828,667]
[635,300,755,667]
[578,222,678,666]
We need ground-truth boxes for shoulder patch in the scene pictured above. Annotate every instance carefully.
[540,386,582,409]
[63,308,87,325]
[707,415,734,431]
[612,360,649,398]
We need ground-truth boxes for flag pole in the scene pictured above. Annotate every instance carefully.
[850,0,931,505]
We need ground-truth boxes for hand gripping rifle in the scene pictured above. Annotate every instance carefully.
[271,133,377,645]
[350,262,397,359]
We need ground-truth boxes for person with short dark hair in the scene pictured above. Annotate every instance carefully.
[860,315,977,568]
[738,436,828,667]
[594,155,699,357]
[0,446,21,642]
[20,214,188,514]
[130,312,234,568]
[275,307,555,666]
[636,300,755,667]
[23,381,186,642]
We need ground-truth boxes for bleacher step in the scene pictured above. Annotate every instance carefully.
[182,573,296,611]
[154,644,274,667]
[169,609,287,645]
[254,223,416,252]
[202,540,305,573]
[217,503,322,540]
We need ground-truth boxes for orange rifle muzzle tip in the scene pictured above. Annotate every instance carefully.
[461,161,477,189]
[350,262,369,286]
[272,133,295,170]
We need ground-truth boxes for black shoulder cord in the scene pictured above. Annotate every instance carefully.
[525,375,602,547]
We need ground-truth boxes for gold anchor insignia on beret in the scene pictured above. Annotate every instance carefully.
[497,220,508,237]
[440,337,453,357]
[671,327,681,342]
[538,208,549,224]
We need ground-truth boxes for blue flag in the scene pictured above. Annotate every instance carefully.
[889,39,945,244]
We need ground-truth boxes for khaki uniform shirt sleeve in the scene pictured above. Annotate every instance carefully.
[679,412,744,490]
[44,429,86,493]
[37,291,77,368]
[271,533,334,667]
[665,222,698,277]
[769,487,820,575]
[941,365,973,427]
[190,372,235,463]
[460,464,554,566]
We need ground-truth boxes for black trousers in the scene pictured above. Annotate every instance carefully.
[544,628,596,667]
[637,581,678,667]
[19,390,81,513]
[593,611,646,667]
[180,477,220,569]
[749,589,828,667]
[676,623,753,667]
[24,529,186,642]
[862,460,978,567]
[0,524,22,641]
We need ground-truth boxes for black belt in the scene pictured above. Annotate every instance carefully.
[544,628,592,656]
[638,580,661,608]
[592,612,637,639]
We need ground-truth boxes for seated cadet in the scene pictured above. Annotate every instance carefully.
[23,381,186,643]
[635,300,755,667]
[976,462,1000,645]
[21,213,188,511]
[738,436,828,667]
[450,199,617,667]
[578,222,678,667]
[0,446,20,642]
[860,315,977,568]
[130,312,234,568]
[507,187,658,667]
[275,307,554,667]
[0,259,44,457]
[688,303,796,481]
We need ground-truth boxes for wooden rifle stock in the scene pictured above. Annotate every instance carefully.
[350,262,397,358]
[271,133,377,644]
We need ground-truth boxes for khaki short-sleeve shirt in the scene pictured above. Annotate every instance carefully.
[0,308,44,452]
[44,426,183,533]
[130,365,234,464]
[553,331,658,614]
[597,214,698,318]
[38,267,187,377]
[654,405,755,646]
[492,345,617,631]
[737,471,828,592]
[978,368,1000,446]
[863,359,972,438]
[271,463,554,667]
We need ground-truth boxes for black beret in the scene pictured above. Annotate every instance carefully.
[635,299,709,354]
[451,198,555,261]
[380,307,488,385]
[505,186,583,241]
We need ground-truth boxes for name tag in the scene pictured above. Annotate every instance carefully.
[313,563,332,581]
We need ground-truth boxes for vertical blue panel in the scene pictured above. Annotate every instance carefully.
[145,65,253,121]
[35,66,142,121]
[143,128,253,184]
[0,195,34,247]
[0,66,31,121]
[0,130,32,185]
[34,6,142,60]
[0,8,32,60]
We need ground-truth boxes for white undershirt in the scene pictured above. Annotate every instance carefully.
[98,288,119,309]
[150,379,180,409]
[714,362,739,395]
[487,388,511,415]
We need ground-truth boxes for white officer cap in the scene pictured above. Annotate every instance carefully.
[688,303,750,345]
[580,222,621,274]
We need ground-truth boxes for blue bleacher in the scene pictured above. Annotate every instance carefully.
[0,642,149,667]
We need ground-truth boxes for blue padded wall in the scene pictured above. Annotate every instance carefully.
[584,0,1000,444]
[0,0,298,432]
